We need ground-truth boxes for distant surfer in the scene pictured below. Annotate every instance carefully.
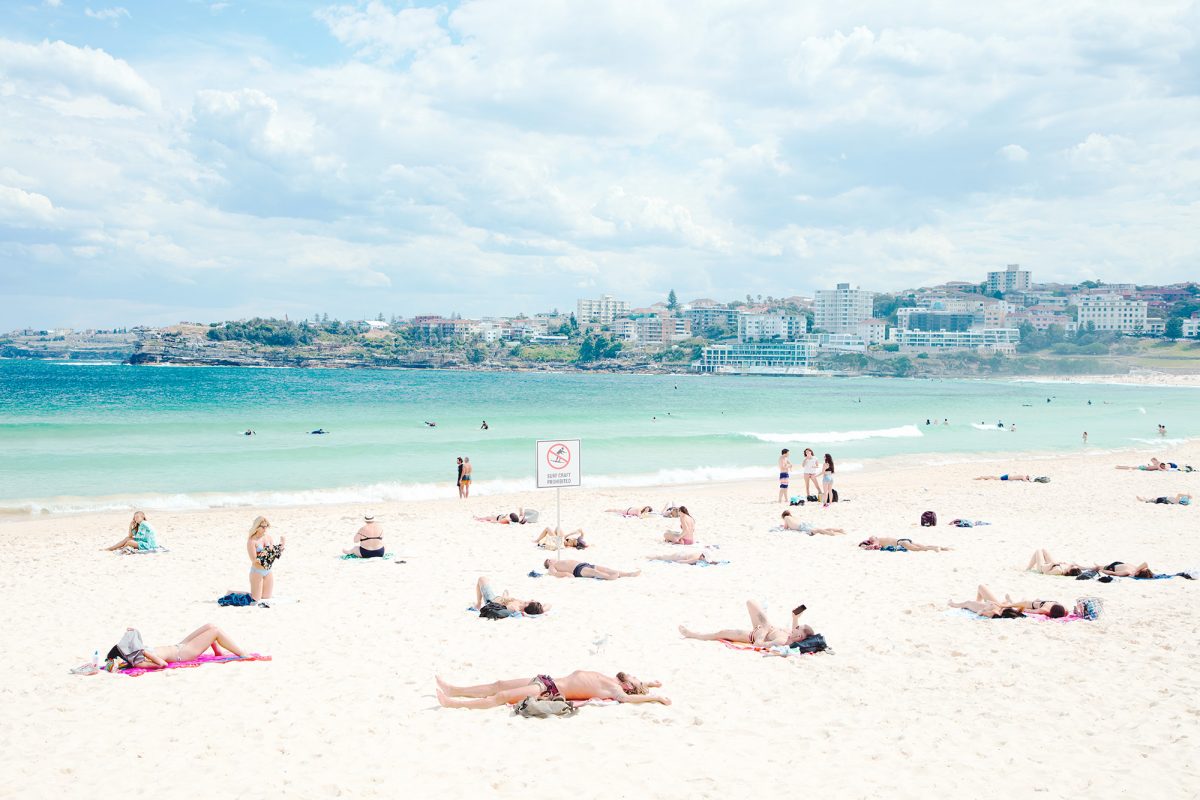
[310,428,328,435]
[480,420,489,430]
[425,421,437,428]
[244,430,256,436]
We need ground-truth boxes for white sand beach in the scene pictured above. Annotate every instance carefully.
[5,444,1200,799]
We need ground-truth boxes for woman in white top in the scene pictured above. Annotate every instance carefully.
[801,449,820,499]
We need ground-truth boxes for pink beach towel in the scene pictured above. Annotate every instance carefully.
[120,653,271,677]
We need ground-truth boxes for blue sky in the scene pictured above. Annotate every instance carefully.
[2,1,1199,328]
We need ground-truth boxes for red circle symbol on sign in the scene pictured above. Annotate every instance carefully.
[546,443,572,470]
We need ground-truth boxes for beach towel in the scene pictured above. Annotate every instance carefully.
[944,609,1087,622]
[715,640,826,656]
[217,592,255,607]
[119,546,170,555]
[651,558,729,567]
[1071,570,1195,582]
[340,553,394,560]
[119,652,271,677]
[949,520,991,528]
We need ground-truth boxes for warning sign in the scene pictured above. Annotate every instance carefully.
[536,439,581,488]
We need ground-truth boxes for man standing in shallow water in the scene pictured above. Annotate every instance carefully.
[460,457,472,498]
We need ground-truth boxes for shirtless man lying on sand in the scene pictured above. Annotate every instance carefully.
[436,671,670,708]
[473,576,547,616]
[858,536,952,552]
[679,600,813,646]
[543,558,640,580]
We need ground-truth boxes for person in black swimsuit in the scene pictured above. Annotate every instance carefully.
[543,558,640,580]
[344,513,385,558]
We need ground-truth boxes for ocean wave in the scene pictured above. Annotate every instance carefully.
[970,423,1008,431]
[739,425,922,444]
[1128,437,1188,446]
[0,465,784,517]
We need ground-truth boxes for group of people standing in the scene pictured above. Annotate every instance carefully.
[777,448,836,508]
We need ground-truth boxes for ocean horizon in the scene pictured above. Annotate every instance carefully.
[0,359,1193,515]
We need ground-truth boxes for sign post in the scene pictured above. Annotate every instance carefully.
[535,439,581,559]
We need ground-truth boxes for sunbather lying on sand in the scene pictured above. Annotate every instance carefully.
[974,474,1049,482]
[679,600,812,646]
[436,671,670,708]
[1137,493,1192,505]
[533,526,588,549]
[606,506,654,518]
[474,576,546,616]
[949,586,1052,619]
[1098,561,1155,578]
[650,551,714,565]
[780,510,844,535]
[109,623,246,669]
[543,558,640,580]
[663,506,695,544]
[858,536,951,552]
[1116,458,1169,471]
[476,510,527,524]
[1027,549,1090,576]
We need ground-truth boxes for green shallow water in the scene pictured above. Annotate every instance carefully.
[0,360,1194,513]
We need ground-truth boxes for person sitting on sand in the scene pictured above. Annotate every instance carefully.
[107,623,246,670]
[1026,549,1090,576]
[1137,493,1192,505]
[543,558,640,580]
[1116,458,1168,471]
[474,576,546,616]
[436,671,669,709]
[476,510,527,524]
[650,551,714,565]
[1098,561,1155,578]
[344,513,385,558]
[663,505,695,544]
[533,526,588,550]
[606,506,654,518]
[858,536,951,552]
[780,510,844,536]
[104,511,158,552]
[973,474,1047,482]
[679,600,812,646]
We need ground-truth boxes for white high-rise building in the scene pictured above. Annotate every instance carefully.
[814,283,875,334]
[576,294,630,324]
[737,313,808,342]
[986,264,1031,294]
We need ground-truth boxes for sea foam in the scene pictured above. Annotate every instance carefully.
[740,425,922,444]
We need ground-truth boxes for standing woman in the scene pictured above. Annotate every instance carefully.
[104,511,158,552]
[819,453,835,508]
[456,457,465,499]
[801,448,820,499]
[777,449,793,504]
[247,516,285,606]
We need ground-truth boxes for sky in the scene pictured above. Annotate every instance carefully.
[1,1,1199,329]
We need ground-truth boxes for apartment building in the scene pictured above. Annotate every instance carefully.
[1073,294,1148,333]
[891,328,1020,353]
[986,264,1031,294]
[693,341,813,374]
[576,294,630,324]
[896,309,975,332]
[683,306,739,331]
[814,283,875,333]
[737,313,807,341]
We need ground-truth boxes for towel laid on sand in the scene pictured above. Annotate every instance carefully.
[944,608,1087,622]
[119,653,271,677]
[340,553,394,560]
[715,640,823,656]
[651,558,729,567]
[120,546,170,555]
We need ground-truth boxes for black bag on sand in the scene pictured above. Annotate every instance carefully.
[830,489,839,503]
[789,634,831,654]
[921,511,937,527]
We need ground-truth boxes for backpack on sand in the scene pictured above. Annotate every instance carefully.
[513,697,577,718]
[479,601,517,620]
[921,511,937,527]
[830,489,839,503]
[789,633,830,655]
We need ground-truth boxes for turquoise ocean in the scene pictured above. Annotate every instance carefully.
[0,360,1194,515]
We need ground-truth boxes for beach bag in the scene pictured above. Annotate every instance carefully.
[789,633,830,654]
[513,697,577,718]
[479,601,516,619]
[830,489,839,503]
[789,496,805,506]
[524,509,540,523]
[105,629,145,667]
[807,495,819,502]
[218,592,255,607]
[1075,597,1104,620]
[921,511,937,527]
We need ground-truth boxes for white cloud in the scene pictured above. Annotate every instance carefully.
[84,7,131,22]
[999,144,1029,162]
[315,2,447,63]
[0,38,159,110]
[44,0,63,7]
[0,185,57,224]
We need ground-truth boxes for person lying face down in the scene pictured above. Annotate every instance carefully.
[435,670,670,708]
